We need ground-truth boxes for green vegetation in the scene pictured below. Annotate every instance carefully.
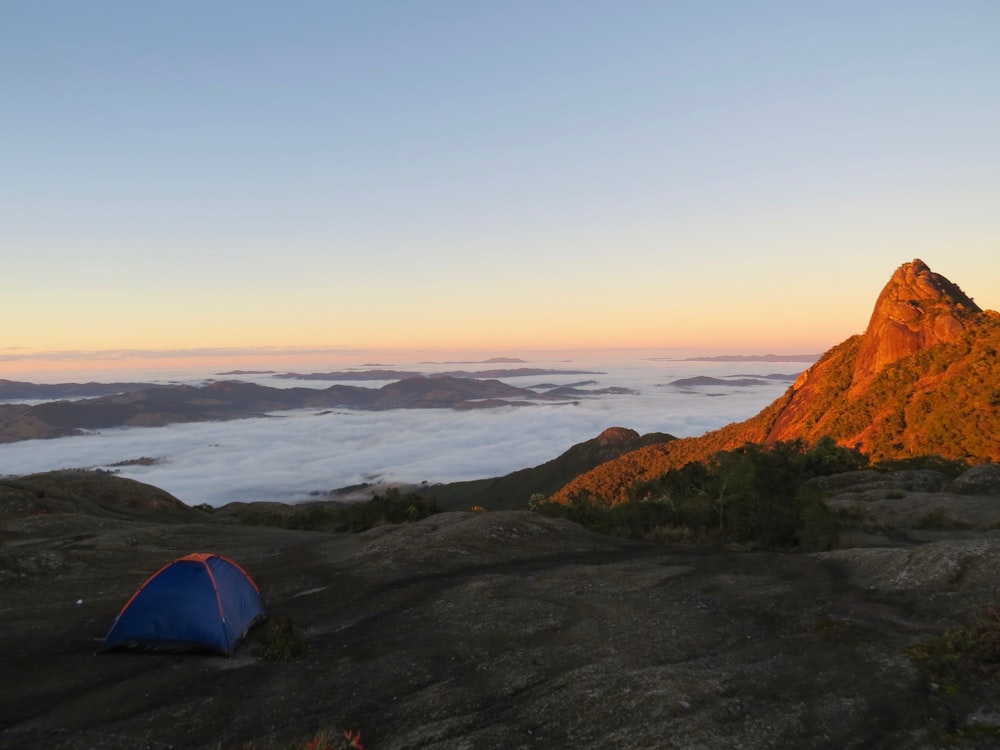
[252,617,307,663]
[907,606,1000,698]
[419,428,675,511]
[556,312,1000,507]
[913,509,971,531]
[872,454,970,477]
[538,438,866,551]
[232,489,441,532]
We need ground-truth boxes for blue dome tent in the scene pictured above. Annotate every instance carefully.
[99,553,265,655]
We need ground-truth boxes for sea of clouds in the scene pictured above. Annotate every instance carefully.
[0,356,807,506]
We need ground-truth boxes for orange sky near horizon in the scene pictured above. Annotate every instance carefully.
[0,336,829,381]
[6,252,998,382]
[4,5,998,372]
[6,250,999,383]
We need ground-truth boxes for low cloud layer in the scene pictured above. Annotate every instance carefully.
[0,359,797,506]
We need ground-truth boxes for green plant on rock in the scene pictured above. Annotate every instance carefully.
[253,617,307,662]
[238,491,441,533]
[537,439,853,550]
[913,509,971,530]
[873,454,970,477]
[906,606,1000,692]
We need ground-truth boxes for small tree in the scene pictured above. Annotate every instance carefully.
[803,436,868,475]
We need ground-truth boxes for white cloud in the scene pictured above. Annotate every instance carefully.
[0,358,798,506]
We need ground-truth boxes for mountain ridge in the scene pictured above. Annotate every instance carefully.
[419,426,676,511]
[0,376,586,443]
[551,260,999,506]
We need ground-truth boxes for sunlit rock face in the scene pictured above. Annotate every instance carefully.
[765,259,985,446]
[594,426,640,446]
[850,259,981,392]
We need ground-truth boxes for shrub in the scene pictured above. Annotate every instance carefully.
[238,491,441,533]
[831,505,881,531]
[914,509,971,530]
[873,455,970,477]
[527,493,546,511]
[907,606,1000,691]
[540,440,853,550]
[286,505,338,531]
[253,617,307,662]
[644,524,700,544]
[797,500,840,552]
[236,508,290,528]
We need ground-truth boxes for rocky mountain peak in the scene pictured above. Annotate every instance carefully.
[851,259,981,391]
[550,258,998,507]
[595,426,640,446]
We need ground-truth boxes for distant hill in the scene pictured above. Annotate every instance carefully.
[674,354,821,362]
[0,376,584,443]
[274,367,601,381]
[418,427,675,511]
[0,379,158,400]
[0,470,202,523]
[667,375,799,388]
[552,259,999,506]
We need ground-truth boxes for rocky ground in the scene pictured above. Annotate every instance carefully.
[2,471,1000,749]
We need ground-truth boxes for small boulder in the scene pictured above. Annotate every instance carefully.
[951,464,1000,495]
[802,469,950,495]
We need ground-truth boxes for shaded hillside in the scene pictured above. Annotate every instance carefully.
[550,393,794,506]
[418,427,675,511]
[0,470,204,524]
[553,260,999,506]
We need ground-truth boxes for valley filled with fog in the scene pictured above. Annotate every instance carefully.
[0,356,808,506]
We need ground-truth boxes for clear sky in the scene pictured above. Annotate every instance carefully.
[3,1,999,372]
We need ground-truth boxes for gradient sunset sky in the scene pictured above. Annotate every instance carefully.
[4,2,999,372]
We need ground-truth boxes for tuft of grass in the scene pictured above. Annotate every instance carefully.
[906,606,1000,692]
[252,617,307,663]
[810,616,850,640]
[831,505,882,531]
[932,723,1000,744]
[644,524,701,544]
[913,508,971,530]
